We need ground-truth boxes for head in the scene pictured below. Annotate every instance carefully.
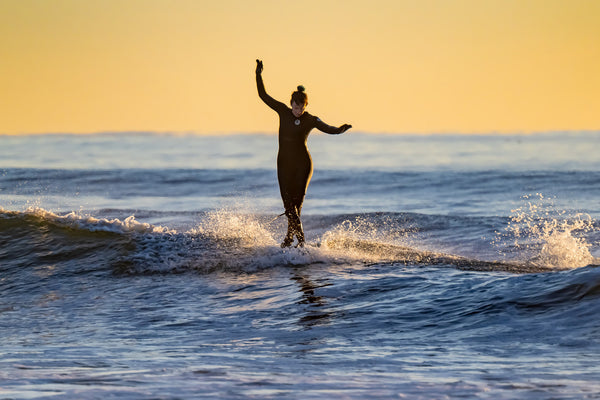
[291,85,308,117]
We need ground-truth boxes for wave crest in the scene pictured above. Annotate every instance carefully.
[2,206,597,275]
[0,206,171,234]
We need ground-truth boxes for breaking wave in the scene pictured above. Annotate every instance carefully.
[2,205,598,275]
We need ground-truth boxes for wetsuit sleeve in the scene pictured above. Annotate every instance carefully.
[256,73,287,113]
[314,117,347,135]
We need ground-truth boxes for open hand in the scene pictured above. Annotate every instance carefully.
[340,124,352,133]
[256,59,263,74]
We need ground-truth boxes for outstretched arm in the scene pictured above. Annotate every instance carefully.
[256,59,286,112]
[315,117,352,135]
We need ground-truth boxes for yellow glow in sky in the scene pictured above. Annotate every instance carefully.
[1,0,599,134]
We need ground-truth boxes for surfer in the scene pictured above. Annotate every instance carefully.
[256,59,352,248]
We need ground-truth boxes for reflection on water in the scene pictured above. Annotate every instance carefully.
[292,272,333,329]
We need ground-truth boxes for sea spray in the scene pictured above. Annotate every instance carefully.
[499,194,595,269]
[319,214,417,263]
[186,209,418,271]
[191,208,277,248]
[180,208,339,272]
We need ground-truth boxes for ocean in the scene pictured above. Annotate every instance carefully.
[1,131,600,399]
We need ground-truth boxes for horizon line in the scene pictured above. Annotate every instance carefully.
[1,129,599,137]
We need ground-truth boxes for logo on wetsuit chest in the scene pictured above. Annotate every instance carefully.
[294,119,301,126]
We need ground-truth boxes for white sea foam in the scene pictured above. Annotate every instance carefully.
[21,207,172,234]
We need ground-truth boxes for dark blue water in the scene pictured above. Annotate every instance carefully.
[1,132,600,399]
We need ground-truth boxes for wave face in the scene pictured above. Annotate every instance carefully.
[2,133,600,399]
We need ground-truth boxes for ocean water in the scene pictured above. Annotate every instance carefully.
[1,131,600,399]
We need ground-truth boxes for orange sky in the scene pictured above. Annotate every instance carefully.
[1,0,599,134]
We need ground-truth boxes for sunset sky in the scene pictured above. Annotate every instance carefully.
[1,0,599,134]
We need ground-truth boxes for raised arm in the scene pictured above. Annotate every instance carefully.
[315,117,352,135]
[256,59,286,112]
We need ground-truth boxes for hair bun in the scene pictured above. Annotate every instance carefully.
[297,85,305,92]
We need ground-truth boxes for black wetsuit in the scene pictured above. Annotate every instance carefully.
[256,72,346,246]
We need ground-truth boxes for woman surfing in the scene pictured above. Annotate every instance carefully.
[255,59,352,248]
